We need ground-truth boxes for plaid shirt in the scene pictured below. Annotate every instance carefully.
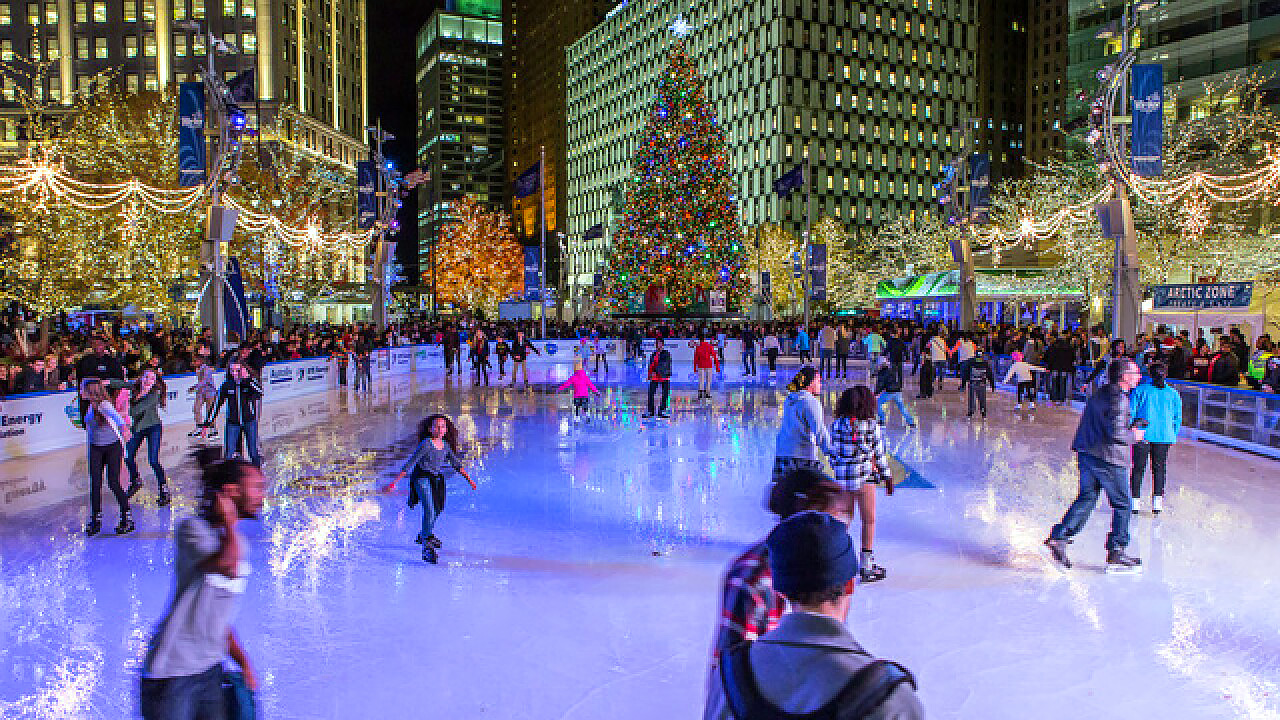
[828,417,892,489]
[711,542,785,665]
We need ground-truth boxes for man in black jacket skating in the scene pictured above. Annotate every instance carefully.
[1045,358,1144,571]
[212,361,264,466]
[644,338,673,419]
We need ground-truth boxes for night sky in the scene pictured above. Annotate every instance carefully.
[367,0,442,281]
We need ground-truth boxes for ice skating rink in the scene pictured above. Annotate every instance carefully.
[1,366,1277,719]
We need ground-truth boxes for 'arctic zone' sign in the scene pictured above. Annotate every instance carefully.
[1151,283,1253,310]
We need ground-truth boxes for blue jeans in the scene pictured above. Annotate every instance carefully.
[819,348,834,376]
[876,391,916,426]
[742,350,755,375]
[125,424,167,489]
[1051,453,1132,551]
[140,663,225,720]
[224,421,261,465]
[411,471,446,540]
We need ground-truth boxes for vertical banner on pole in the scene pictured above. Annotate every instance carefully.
[760,271,772,304]
[808,244,827,302]
[357,162,377,229]
[177,82,206,187]
[1131,64,1164,178]
[791,251,802,279]
[968,153,990,223]
[222,257,252,338]
[523,246,542,301]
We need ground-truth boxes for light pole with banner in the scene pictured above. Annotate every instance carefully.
[177,21,252,357]
[1084,0,1161,346]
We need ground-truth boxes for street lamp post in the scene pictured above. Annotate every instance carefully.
[1088,0,1158,346]
[366,121,402,334]
[179,21,249,358]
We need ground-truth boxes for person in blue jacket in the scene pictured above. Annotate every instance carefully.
[793,324,812,364]
[1129,361,1181,515]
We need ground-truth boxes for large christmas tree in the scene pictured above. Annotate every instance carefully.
[605,40,747,312]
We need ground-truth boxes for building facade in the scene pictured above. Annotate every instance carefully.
[1026,0,1068,163]
[503,0,611,242]
[414,3,505,290]
[974,0,1027,180]
[0,0,368,167]
[1068,0,1280,123]
[564,0,980,310]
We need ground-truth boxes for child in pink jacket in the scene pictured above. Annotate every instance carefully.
[557,359,601,422]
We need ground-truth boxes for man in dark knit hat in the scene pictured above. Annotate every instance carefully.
[706,511,924,719]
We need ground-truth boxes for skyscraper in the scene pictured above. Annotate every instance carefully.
[974,0,1028,180]
[503,0,611,241]
[414,0,505,289]
[1025,0,1068,164]
[0,0,369,167]
[564,0,979,310]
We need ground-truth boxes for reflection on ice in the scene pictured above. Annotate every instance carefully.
[1,367,1278,719]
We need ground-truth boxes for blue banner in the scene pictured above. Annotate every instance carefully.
[585,223,604,241]
[808,244,827,302]
[177,82,206,187]
[222,257,252,339]
[1151,282,1252,310]
[791,251,802,279]
[1131,64,1164,178]
[773,164,805,198]
[514,161,540,199]
[523,246,541,301]
[969,153,990,223]
[760,271,771,304]
[357,162,377,230]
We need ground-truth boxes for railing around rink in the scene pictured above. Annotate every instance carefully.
[981,353,1280,459]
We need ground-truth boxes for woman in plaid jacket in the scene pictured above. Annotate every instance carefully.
[828,385,894,583]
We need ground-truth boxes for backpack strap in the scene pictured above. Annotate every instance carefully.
[720,642,787,720]
[829,660,916,720]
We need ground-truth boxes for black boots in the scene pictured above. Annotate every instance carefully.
[85,514,102,537]
[115,512,135,535]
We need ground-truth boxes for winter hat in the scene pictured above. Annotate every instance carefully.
[1011,351,1023,363]
[766,511,859,596]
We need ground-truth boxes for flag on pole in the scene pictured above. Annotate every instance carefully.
[584,223,604,241]
[226,68,256,103]
[403,168,430,188]
[514,161,541,199]
[773,164,805,198]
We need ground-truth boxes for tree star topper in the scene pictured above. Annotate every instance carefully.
[671,13,692,38]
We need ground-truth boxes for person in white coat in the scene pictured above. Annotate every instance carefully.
[1003,351,1046,410]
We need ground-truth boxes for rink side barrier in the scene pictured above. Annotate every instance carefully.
[982,354,1280,459]
[0,345,432,461]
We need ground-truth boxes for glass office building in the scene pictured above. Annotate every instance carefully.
[414,4,505,287]
[1068,0,1280,122]
[564,0,979,311]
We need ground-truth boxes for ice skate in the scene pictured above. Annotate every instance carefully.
[1152,495,1163,514]
[85,514,102,537]
[115,512,135,535]
[1132,497,1143,514]
[1105,549,1143,574]
[1044,538,1071,568]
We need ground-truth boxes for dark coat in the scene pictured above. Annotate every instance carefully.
[1072,383,1134,466]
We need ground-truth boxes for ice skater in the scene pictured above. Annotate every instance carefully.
[211,360,264,466]
[965,349,996,418]
[189,355,219,440]
[1129,361,1181,514]
[1003,351,1045,410]
[510,330,540,387]
[694,334,720,401]
[773,367,832,482]
[390,414,476,564]
[557,359,601,423]
[81,379,134,536]
[873,357,916,428]
[643,337,673,419]
[1044,358,1144,572]
[829,386,895,583]
[125,368,171,507]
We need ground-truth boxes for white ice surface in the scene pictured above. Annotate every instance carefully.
[1,366,1278,719]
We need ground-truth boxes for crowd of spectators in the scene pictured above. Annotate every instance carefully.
[1,306,1275,399]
